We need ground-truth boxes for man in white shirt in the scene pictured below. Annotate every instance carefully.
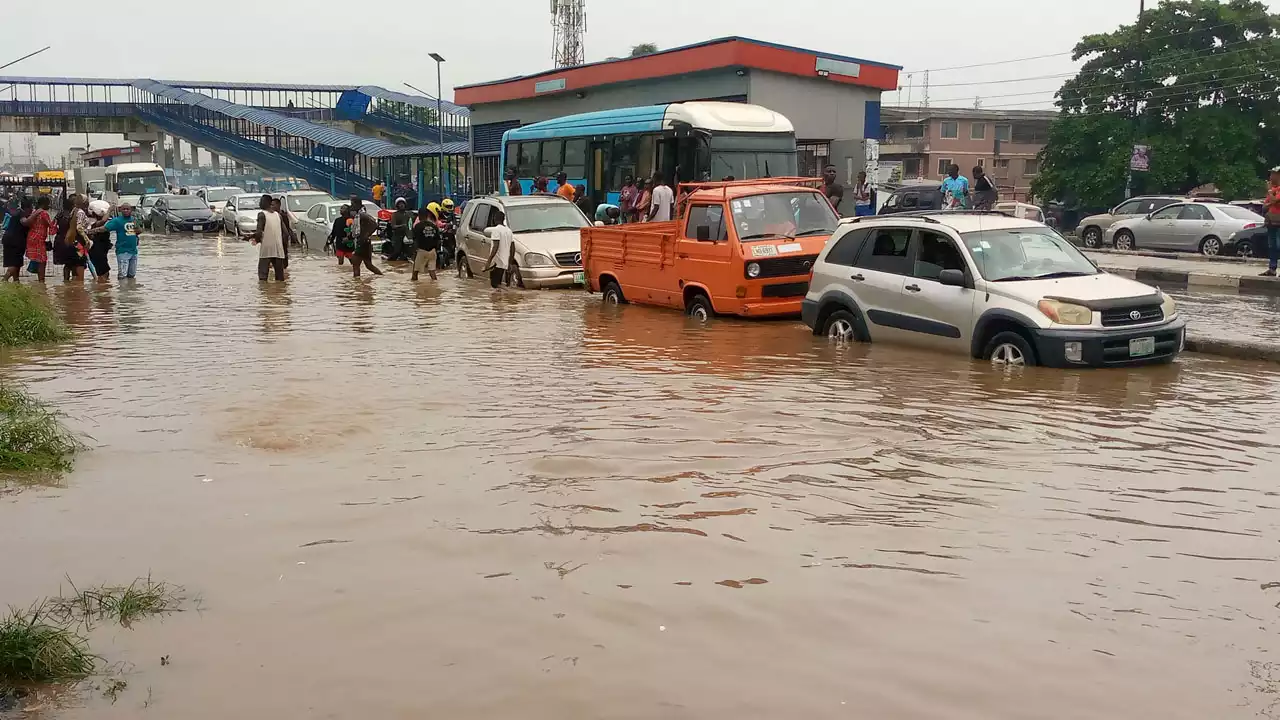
[484,208,516,288]
[647,172,674,222]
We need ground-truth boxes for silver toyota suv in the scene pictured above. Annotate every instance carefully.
[800,212,1187,367]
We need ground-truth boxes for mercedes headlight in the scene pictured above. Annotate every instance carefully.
[1160,291,1177,318]
[1037,298,1092,326]
[523,252,553,267]
[746,262,761,279]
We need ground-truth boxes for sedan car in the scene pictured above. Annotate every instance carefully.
[802,211,1186,368]
[151,195,222,234]
[274,190,335,228]
[1104,201,1262,255]
[296,201,348,248]
[1076,196,1183,248]
[137,193,172,229]
[223,194,264,236]
[196,186,242,216]
[456,195,589,288]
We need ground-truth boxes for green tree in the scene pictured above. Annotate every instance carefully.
[629,43,659,57]
[1034,0,1280,207]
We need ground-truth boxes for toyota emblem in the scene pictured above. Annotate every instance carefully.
[573,252,582,265]
[1129,310,1142,320]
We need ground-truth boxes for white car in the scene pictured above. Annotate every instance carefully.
[274,190,335,228]
[801,211,1187,368]
[296,201,349,249]
[196,186,242,216]
[1103,200,1264,256]
[456,195,590,288]
[223,193,265,236]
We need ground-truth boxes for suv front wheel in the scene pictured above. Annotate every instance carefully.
[822,310,861,342]
[984,331,1036,367]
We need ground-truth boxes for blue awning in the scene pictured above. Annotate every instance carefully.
[358,86,470,117]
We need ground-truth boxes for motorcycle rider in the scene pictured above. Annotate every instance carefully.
[387,197,412,261]
[438,198,457,269]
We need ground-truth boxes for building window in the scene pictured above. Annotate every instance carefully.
[940,121,958,139]
[994,125,1011,142]
[937,158,954,176]
[903,158,922,177]
[1012,124,1048,144]
[976,158,985,168]
[902,124,925,139]
[1023,158,1041,176]
[797,142,830,179]
[971,123,986,140]
[991,158,1011,178]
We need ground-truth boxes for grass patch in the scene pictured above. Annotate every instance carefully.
[0,284,69,348]
[48,577,186,629]
[0,383,84,475]
[0,603,96,694]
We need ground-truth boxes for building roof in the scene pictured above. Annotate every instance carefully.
[356,86,471,118]
[455,36,902,106]
[882,107,1058,122]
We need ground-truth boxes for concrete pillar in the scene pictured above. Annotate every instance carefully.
[137,141,154,164]
[190,145,201,168]
[210,152,221,176]
[154,132,167,166]
[173,138,184,171]
[234,161,244,174]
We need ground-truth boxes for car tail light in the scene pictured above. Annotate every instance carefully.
[1243,223,1260,230]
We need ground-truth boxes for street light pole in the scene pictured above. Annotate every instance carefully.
[1125,0,1146,199]
[0,46,51,73]
[429,53,446,199]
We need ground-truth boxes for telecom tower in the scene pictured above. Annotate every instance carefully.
[552,0,585,68]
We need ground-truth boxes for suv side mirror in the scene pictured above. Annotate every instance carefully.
[939,269,967,288]
[695,225,711,241]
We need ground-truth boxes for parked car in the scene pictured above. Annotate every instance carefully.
[1104,200,1262,255]
[994,201,1046,223]
[196,186,242,216]
[802,211,1186,368]
[878,181,943,215]
[223,193,263,236]
[296,201,348,248]
[273,190,335,227]
[457,194,590,289]
[1076,196,1183,248]
[151,195,222,234]
[137,193,172,229]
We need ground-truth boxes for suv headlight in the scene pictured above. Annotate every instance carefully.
[523,252,553,267]
[746,262,761,278]
[1160,291,1177,318]
[1037,298,1092,325]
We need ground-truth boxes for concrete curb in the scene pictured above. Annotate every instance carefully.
[1099,265,1280,297]
[1076,243,1266,265]
[1186,336,1280,364]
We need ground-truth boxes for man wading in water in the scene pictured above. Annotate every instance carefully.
[349,195,383,278]
[250,194,287,281]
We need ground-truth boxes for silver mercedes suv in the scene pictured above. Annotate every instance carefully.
[800,212,1187,367]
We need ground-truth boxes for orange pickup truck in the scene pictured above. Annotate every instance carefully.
[581,178,839,320]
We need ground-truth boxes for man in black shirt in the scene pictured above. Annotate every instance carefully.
[2,197,32,282]
[411,207,440,281]
[349,196,383,278]
[822,164,845,216]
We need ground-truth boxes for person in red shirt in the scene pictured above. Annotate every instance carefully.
[22,194,53,282]
[1263,167,1280,277]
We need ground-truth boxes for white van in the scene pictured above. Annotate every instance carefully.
[104,163,168,207]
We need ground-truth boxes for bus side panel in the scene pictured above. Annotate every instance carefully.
[582,227,680,309]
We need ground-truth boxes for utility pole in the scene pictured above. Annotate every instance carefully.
[922,70,931,108]
[1125,0,1146,198]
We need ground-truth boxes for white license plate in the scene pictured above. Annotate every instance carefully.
[1129,336,1155,357]
[192,225,202,231]
[573,272,585,284]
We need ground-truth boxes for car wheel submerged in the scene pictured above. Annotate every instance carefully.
[822,309,860,342]
[686,293,712,323]
[1199,236,1222,256]
[509,262,525,289]
[1113,230,1136,251]
[1081,226,1102,249]
[984,331,1036,367]
[602,280,626,305]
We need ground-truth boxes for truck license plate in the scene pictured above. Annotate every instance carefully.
[192,225,202,232]
[573,272,585,284]
[1129,336,1155,357]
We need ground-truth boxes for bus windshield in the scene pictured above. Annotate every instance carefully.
[118,172,167,196]
[709,133,798,181]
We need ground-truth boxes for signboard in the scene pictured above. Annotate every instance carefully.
[864,139,880,189]
[1130,145,1150,172]
[534,78,567,94]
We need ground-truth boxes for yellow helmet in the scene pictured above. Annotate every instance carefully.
[441,198,455,211]
[426,202,442,218]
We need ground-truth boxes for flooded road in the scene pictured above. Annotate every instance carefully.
[3,237,1280,719]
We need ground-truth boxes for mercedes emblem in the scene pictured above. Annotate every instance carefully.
[573,252,582,265]
[1129,310,1142,320]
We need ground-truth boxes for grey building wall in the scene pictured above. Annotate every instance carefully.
[468,70,750,128]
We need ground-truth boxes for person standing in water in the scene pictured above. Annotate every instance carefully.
[483,208,515,289]
[411,206,440,282]
[1,198,30,282]
[250,194,286,281]
[103,202,141,281]
[329,204,352,265]
[22,195,53,283]
[348,196,383,278]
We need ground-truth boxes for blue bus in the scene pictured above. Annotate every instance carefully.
[499,101,797,207]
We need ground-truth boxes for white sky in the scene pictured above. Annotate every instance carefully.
[6,0,1278,159]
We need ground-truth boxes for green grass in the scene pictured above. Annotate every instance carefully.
[0,384,84,474]
[47,577,186,629]
[0,603,96,693]
[0,284,69,348]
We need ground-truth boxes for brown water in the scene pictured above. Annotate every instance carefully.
[3,237,1280,719]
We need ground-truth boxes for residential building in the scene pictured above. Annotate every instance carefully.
[879,108,1055,201]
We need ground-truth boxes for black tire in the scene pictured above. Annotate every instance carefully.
[602,279,626,305]
[983,331,1036,367]
[1113,229,1136,251]
[686,293,713,322]
[1081,226,1103,249]
[1198,236,1222,257]
[821,309,862,342]
[1236,237,1258,258]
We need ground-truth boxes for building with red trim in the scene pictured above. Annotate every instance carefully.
[456,37,900,192]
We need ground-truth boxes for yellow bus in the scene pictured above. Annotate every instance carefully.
[34,170,66,195]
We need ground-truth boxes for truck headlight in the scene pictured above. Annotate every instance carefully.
[1037,298,1092,326]
[746,262,761,278]
[1160,291,1177,318]
[523,252,553,267]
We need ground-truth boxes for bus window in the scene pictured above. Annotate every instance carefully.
[540,140,563,176]
[611,135,639,189]
[636,136,655,181]
[505,144,519,176]
[518,142,539,177]
[563,139,587,179]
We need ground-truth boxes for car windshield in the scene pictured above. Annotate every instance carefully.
[286,193,332,212]
[1218,205,1262,221]
[169,197,209,210]
[204,188,236,202]
[235,197,260,210]
[506,203,589,233]
[729,191,838,241]
[961,227,1099,282]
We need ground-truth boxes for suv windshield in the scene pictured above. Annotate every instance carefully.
[506,203,589,233]
[730,191,838,241]
[961,228,1098,282]
[168,197,209,211]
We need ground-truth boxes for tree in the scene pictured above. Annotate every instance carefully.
[630,43,659,57]
[1034,0,1280,207]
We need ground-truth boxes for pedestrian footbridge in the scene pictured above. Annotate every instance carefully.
[0,76,471,201]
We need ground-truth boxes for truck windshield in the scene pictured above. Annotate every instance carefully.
[118,172,167,196]
[507,203,589,233]
[961,228,1098,282]
[729,192,838,241]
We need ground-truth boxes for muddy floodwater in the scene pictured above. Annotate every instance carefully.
[3,237,1280,719]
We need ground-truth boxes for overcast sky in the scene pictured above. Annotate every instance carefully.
[6,0,1278,159]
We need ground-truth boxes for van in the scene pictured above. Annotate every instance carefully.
[581,178,840,320]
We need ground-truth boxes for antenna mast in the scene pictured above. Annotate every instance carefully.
[551,0,586,68]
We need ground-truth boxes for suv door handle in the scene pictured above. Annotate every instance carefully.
[850,273,865,281]
[904,284,922,292]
